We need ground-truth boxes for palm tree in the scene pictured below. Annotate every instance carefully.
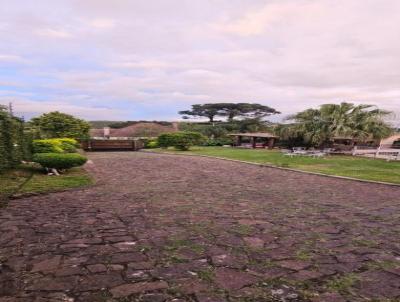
[282,102,392,146]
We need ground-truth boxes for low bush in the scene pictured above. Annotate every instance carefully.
[145,139,159,149]
[157,131,205,151]
[203,137,233,146]
[32,138,79,154]
[59,141,77,153]
[32,139,64,153]
[57,138,80,147]
[33,153,87,170]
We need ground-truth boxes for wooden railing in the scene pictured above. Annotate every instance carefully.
[81,139,144,151]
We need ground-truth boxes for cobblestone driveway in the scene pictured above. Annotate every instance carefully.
[1,152,400,302]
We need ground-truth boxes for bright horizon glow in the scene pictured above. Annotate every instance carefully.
[0,0,399,126]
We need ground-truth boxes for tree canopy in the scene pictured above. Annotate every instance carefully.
[179,104,221,122]
[31,111,90,139]
[179,103,280,122]
[280,102,392,146]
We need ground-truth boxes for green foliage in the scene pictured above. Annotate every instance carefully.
[179,104,221,122]
[33,153,87,170]
[58,138,79,152]
[32,138,78,154]
[145,139,159,148]
[279,102,393,147]
[215,103,280,121]
[179,123,229,138]
[32,139,64,153]
[157,131,205,151]
[30,111,90,139]
[108,120,173,129]
[179,118,271,139]
[203,137,233,146]
[179,103,280,122]
[60,142,77,153]
[326,273,359,294]
[0,105,31,172]
[57,138,80,147]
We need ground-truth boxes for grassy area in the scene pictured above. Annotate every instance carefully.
[150,147,400,184]
[0,164,92,202]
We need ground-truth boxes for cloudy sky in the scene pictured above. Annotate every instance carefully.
[0,0,399,123]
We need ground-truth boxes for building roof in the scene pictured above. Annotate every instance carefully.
[228,132,278,138]
[90,122,178,138]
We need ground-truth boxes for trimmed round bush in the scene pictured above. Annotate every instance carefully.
[32,139,64,153]
[59,141,77,153]
[32,138,79,153]
[33,153,87,170]
[57,138,79,147]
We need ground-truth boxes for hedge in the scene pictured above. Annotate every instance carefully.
[32,153,87,170]
[32,138,78,154]
[0,109,32,172]
[157,131,205,150]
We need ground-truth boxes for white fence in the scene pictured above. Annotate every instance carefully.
[352,146,400,160]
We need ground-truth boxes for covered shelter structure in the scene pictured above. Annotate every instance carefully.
[229,132,278,149]
[380,134,400,149]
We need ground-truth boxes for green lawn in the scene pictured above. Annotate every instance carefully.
[0,164,93,202]
[151,147,400,184]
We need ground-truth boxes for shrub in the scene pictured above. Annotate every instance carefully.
[57,138,79,147]
[32,139,64,153]
[203,137,233,146]
[145,139,159,149]
[33,153,87,170]
[59,141,77,153]
[157,133,174,148]
[32,138,79,154]
[0,106,30,172]
[157,131,205,151]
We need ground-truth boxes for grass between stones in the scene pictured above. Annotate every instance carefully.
[325,273,359,294]
[0,164,93,202]
[150,147,400,184]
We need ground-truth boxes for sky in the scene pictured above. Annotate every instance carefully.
[0,0,399,124]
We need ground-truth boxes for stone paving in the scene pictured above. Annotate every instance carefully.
[1,152,400,302]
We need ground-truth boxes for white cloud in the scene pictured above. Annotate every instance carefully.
[216,1,326,36]
[0,0,399,120]
[0,97,127,120]
[88,18,115,29]
[35,28,73,38]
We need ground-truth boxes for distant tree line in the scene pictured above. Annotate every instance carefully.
[178,102,394,148]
